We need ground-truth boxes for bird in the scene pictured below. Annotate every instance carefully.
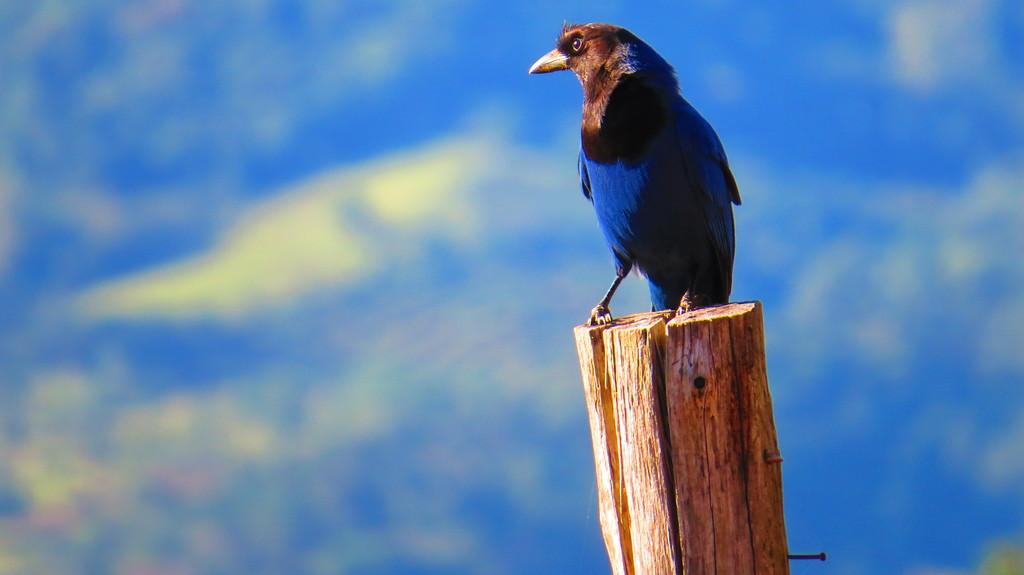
[529,23,741,326]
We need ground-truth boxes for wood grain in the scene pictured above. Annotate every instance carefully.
[575,323,631,575]
[574,302,789,575]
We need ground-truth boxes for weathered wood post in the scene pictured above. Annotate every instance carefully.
[574,302,789,575]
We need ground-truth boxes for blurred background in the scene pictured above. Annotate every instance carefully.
[1,1,1023,574]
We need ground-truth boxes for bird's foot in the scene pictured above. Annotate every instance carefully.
[587,304,613,326]
[675,291,701,316]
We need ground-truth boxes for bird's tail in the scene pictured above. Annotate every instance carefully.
[647,272,729,311]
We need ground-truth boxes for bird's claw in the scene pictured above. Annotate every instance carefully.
[587,304,613,326]
[675,292,695,316]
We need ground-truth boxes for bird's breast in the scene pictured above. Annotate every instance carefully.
[584,130,706,268]
[582,75,669,164]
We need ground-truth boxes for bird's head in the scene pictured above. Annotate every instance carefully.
[528,23,675,98]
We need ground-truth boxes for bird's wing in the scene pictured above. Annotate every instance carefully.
[674,100,740,298]
[578,148,593,201]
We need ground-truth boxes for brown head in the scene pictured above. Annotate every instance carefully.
[528,23,675,101]
[529,23,678,163]
[530,24,631,101]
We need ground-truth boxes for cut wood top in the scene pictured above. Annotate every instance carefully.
[575,302,760,334]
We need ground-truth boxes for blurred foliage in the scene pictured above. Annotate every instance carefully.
[79,136,487,318]
[0,343,597,574]
[983,545,1024,575]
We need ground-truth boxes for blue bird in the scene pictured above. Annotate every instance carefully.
[530,23,741,325]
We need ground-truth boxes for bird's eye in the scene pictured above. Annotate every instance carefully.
[571,37,584,53]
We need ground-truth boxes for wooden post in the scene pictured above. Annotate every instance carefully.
[574,302,789,575]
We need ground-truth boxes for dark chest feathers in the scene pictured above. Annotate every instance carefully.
[582,76,668,165]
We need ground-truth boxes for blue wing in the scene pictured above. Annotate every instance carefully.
[673,99,741,296]
[578,149,593,201]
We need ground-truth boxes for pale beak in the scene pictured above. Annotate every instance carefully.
[528,49,569,74]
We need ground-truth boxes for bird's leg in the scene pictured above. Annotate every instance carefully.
[677,290,694,314]
[676,290,708,316]
[588,269,628,326]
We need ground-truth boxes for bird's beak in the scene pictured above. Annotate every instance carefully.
[528,49,569,74]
